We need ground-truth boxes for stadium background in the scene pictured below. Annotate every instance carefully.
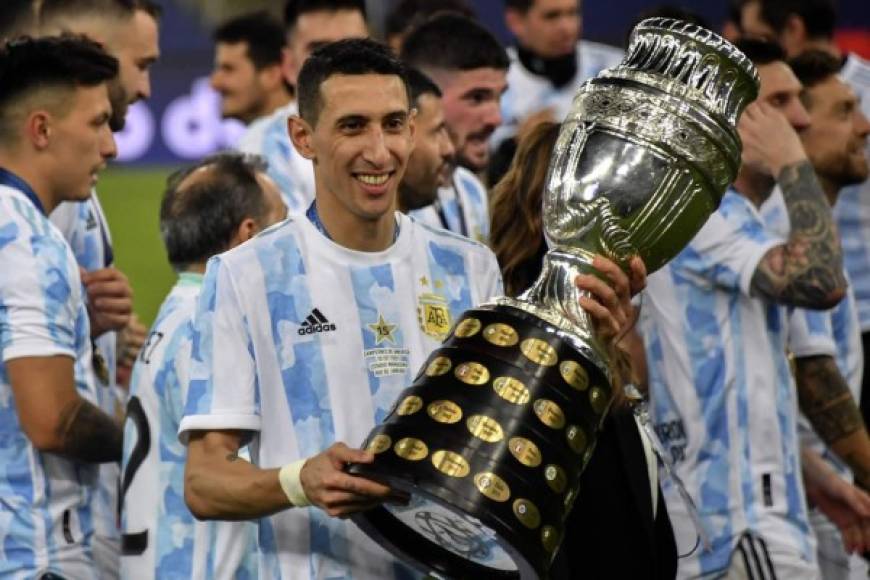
[106,0,870,325]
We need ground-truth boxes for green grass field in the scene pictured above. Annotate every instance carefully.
[99,166,179,327]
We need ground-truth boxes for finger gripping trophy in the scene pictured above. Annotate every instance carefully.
[350,18,759,579]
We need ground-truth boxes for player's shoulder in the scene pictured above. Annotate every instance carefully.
[406,212,496,262]
[454,166,486,198]
[577,39,624,65]
[0,186,68,254]
[843,53,870,90]
[215,215,304,271]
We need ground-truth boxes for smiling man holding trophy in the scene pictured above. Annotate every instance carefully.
[350,18,759,579]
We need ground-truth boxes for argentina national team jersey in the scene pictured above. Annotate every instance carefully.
[832,53,870,330]
[640,189,815,577]
[236,101,316,213]
[0,183,100,579]
[179,212,502,579]
[121,274,257,580]
[408,166,490,243]
[493,40,623,150]
[50,192,122,571]
[761,188,864,478]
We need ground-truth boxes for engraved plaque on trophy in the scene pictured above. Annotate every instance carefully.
[349,19,759,579]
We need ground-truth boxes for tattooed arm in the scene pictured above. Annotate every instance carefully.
[750,161,846,309]
[796,355,870,490]
[7,355,122,463]
[185,430,396,520]
[739,102,846,309]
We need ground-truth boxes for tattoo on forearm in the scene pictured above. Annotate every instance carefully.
[796,355,864,445]
[751,161,846,308]
[56,398,123,463]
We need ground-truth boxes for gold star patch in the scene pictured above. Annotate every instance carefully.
[367,313,398,345]
[420,275,429,287]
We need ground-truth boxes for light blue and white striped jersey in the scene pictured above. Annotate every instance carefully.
[408,166,490,243]
[179,212,502,580]
[0,182,101,579]
[761,187,864,480]
[640,189,815,578]
[121,273,257,580]
[50,192,122,574]
[833,53,870,331]
[236,101,315,213]
[493,40,623,150]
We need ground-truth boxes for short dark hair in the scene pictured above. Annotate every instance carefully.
[503,0,534,12]
[788,49,842,90]
[213,11,285,70]
[160,153,271,269]
[406,67,441,106]
[39,0,136,29]
[283,0,366,32]
[297,38,410,125]
[0,0,36,40]
[400,12,509,73]
[734,37,786,65]
[758,0,836,41]
[385,0,476,40]
[134,0,162,19]
[0,35,118,143]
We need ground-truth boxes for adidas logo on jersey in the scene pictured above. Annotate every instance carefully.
[298,308,337,335]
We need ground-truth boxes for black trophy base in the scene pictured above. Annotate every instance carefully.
[349,305,613,579]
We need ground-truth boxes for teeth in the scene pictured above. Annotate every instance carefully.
[356,173,389,185]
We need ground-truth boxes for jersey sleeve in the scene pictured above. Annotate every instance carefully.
[179,257,260,443]
[671,192,782,297]
[788,307,837,359]
[1,225,80,362]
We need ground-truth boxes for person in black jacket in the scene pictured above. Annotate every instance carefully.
[489,120,678,579]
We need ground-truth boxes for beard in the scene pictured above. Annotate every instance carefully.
[816,150,869,190]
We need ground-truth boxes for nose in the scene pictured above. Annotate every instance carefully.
[102,127,118,160]
[483,102,502,130]
[788,99,811,131]
[139,72,151,101]
[362,128,391,166]
[440,130,456,161]
[856,110,870,140]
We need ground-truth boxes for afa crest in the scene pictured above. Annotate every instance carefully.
[417,292,451,340]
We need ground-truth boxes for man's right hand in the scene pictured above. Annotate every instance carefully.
[300,442,400,517]
[738,101,807,178]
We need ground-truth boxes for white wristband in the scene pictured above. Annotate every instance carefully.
[278,459,312,507]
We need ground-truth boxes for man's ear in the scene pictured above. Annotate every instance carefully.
[407,107,417,144]
[259,64,286,92]
[504,9,526,40]
[26,111,52,150]
[781,14,808,56]
[229,217,258,247]
[288,115,316,161]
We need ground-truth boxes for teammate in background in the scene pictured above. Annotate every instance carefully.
[383,0,476,55]
[211,11,292,127]
[400,13,508,242]
[0,35,120,579]
[739,0,870,458]
[640,39,852,578]
[491,0,622,162]
[759,50,870,580]
[236,0,367,212]
[180,38,642,579]
[120,153,286,580]
[398,68,455,213]
[38,1,161,576]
